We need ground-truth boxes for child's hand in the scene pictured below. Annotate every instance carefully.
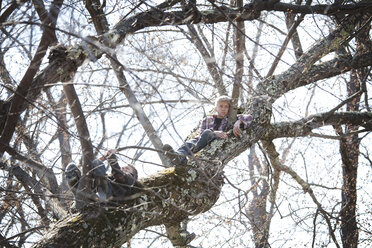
[214,131,228,139]
[233,120,242,137]
[99,149,118,161]
[106,149,118,157]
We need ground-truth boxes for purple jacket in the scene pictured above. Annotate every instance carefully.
[199,114,253,136]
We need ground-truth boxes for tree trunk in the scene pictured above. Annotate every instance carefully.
[339,13,370,248]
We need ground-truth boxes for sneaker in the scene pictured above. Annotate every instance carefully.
[65,163,81,190]
[163,144,185,166]
[179,230,196,245]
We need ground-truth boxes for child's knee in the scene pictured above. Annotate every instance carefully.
[201,129,215,140]
[90,159,106,177]
[201,129,213,136]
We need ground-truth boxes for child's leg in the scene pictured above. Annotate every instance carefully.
[177,140,196,156]
[90,159,107,177]
[193,129,215,153]
[90,159,111,200]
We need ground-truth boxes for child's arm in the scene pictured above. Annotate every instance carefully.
[237,114,253,128]
[105,150,137,185]
[198,116,211,138]
[233,115,253,136]
[101,150,127,184]
[199,117,208,135]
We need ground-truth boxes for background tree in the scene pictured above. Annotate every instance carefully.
[1,0,372,247]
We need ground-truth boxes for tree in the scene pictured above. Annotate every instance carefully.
[1,0,372,247]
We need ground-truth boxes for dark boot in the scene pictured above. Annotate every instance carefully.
[179,230,196,245]
[163,144,186,166]
[65,163,81,193]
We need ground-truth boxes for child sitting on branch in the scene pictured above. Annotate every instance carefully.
[163,95,253,166]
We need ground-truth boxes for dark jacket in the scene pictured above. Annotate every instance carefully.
[107,154,138,199]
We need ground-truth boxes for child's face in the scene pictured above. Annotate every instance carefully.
[215,101,230,118]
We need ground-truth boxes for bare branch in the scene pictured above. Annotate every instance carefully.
[183,25,227,96]
[266,111,372,139]
[262,140,340,248]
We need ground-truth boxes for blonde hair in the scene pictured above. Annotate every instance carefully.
[215,95,232,106]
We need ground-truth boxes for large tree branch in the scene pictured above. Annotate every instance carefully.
[33,165,223,247]
[289,52,372,93]
[5,2,372,245]
[0,0,63,154]
[229,0,245,121]
[32,92,273,247]
[256,12,370,104]
[265,112,372,139]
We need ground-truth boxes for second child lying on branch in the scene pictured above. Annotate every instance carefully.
[65,149,139,202]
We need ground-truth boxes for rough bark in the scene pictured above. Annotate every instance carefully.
[338,12,370,248]
[33,165,223,248]
[229,0,245,121]
[266,111,372,139]
[1,0,371,146]
[246,146,270,248]
[33,84,272,247]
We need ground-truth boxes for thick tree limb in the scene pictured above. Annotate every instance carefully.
[0,0,63,154]
[289,52,372,92]
[265,112,372,139]
[63,83,95,209]
[257,13,361,100]
[33,165,223,247]
[229,0,245,121]
[246,146,271,248]
[63,84,94,163]
[270,1,372,16]
[32,94,272,247]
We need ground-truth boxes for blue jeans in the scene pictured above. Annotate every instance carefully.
[90,159,113,199]
[176,129,215,163]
